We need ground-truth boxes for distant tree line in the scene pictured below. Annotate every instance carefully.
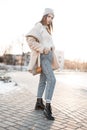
[64,60,87,72]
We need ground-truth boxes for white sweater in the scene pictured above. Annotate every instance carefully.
[26,22,54,53]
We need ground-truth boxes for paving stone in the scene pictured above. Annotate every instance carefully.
[6,126,19,130]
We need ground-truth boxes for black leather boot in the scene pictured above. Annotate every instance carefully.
[44,103,55,120]
[35,98,45,110]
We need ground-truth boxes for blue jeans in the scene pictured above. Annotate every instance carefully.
[37,51,56,103]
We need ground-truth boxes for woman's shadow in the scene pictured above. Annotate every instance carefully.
[17,109,54,130]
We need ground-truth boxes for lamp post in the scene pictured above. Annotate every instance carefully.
[21,43,23,71]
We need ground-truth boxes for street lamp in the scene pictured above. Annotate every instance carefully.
[21,43,23,71]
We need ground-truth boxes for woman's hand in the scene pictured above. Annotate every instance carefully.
[43,48,50,54]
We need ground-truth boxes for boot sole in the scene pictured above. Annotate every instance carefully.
[43,111,55,120]
[35,106,44,110]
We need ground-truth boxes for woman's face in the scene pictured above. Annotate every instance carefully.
[46,14,54,25]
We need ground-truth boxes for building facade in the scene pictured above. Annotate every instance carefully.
[55,50,64,71]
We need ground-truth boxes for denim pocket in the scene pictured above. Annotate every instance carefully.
[40,51,53,63]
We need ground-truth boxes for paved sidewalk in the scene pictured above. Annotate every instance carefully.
[0,71,87,130]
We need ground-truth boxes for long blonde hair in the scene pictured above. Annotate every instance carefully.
[40,15,53,34]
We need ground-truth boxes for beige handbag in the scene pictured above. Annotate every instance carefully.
[32,54,42,75]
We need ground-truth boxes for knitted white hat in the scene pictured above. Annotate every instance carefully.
[43,8,54,17]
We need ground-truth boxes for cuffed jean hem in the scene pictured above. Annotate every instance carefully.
[46,99,51,103]
[37,96,42,98]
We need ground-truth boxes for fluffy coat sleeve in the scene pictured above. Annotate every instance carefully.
[26,36,44,53]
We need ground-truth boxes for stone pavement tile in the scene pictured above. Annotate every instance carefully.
[14,125,33,130]
[81,127,87,130]
[0,122,10,128]
[0,127,7,130]
[6,127,19,130]
[78,128,85,130]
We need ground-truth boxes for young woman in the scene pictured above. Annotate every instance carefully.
[26,8,58,120]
